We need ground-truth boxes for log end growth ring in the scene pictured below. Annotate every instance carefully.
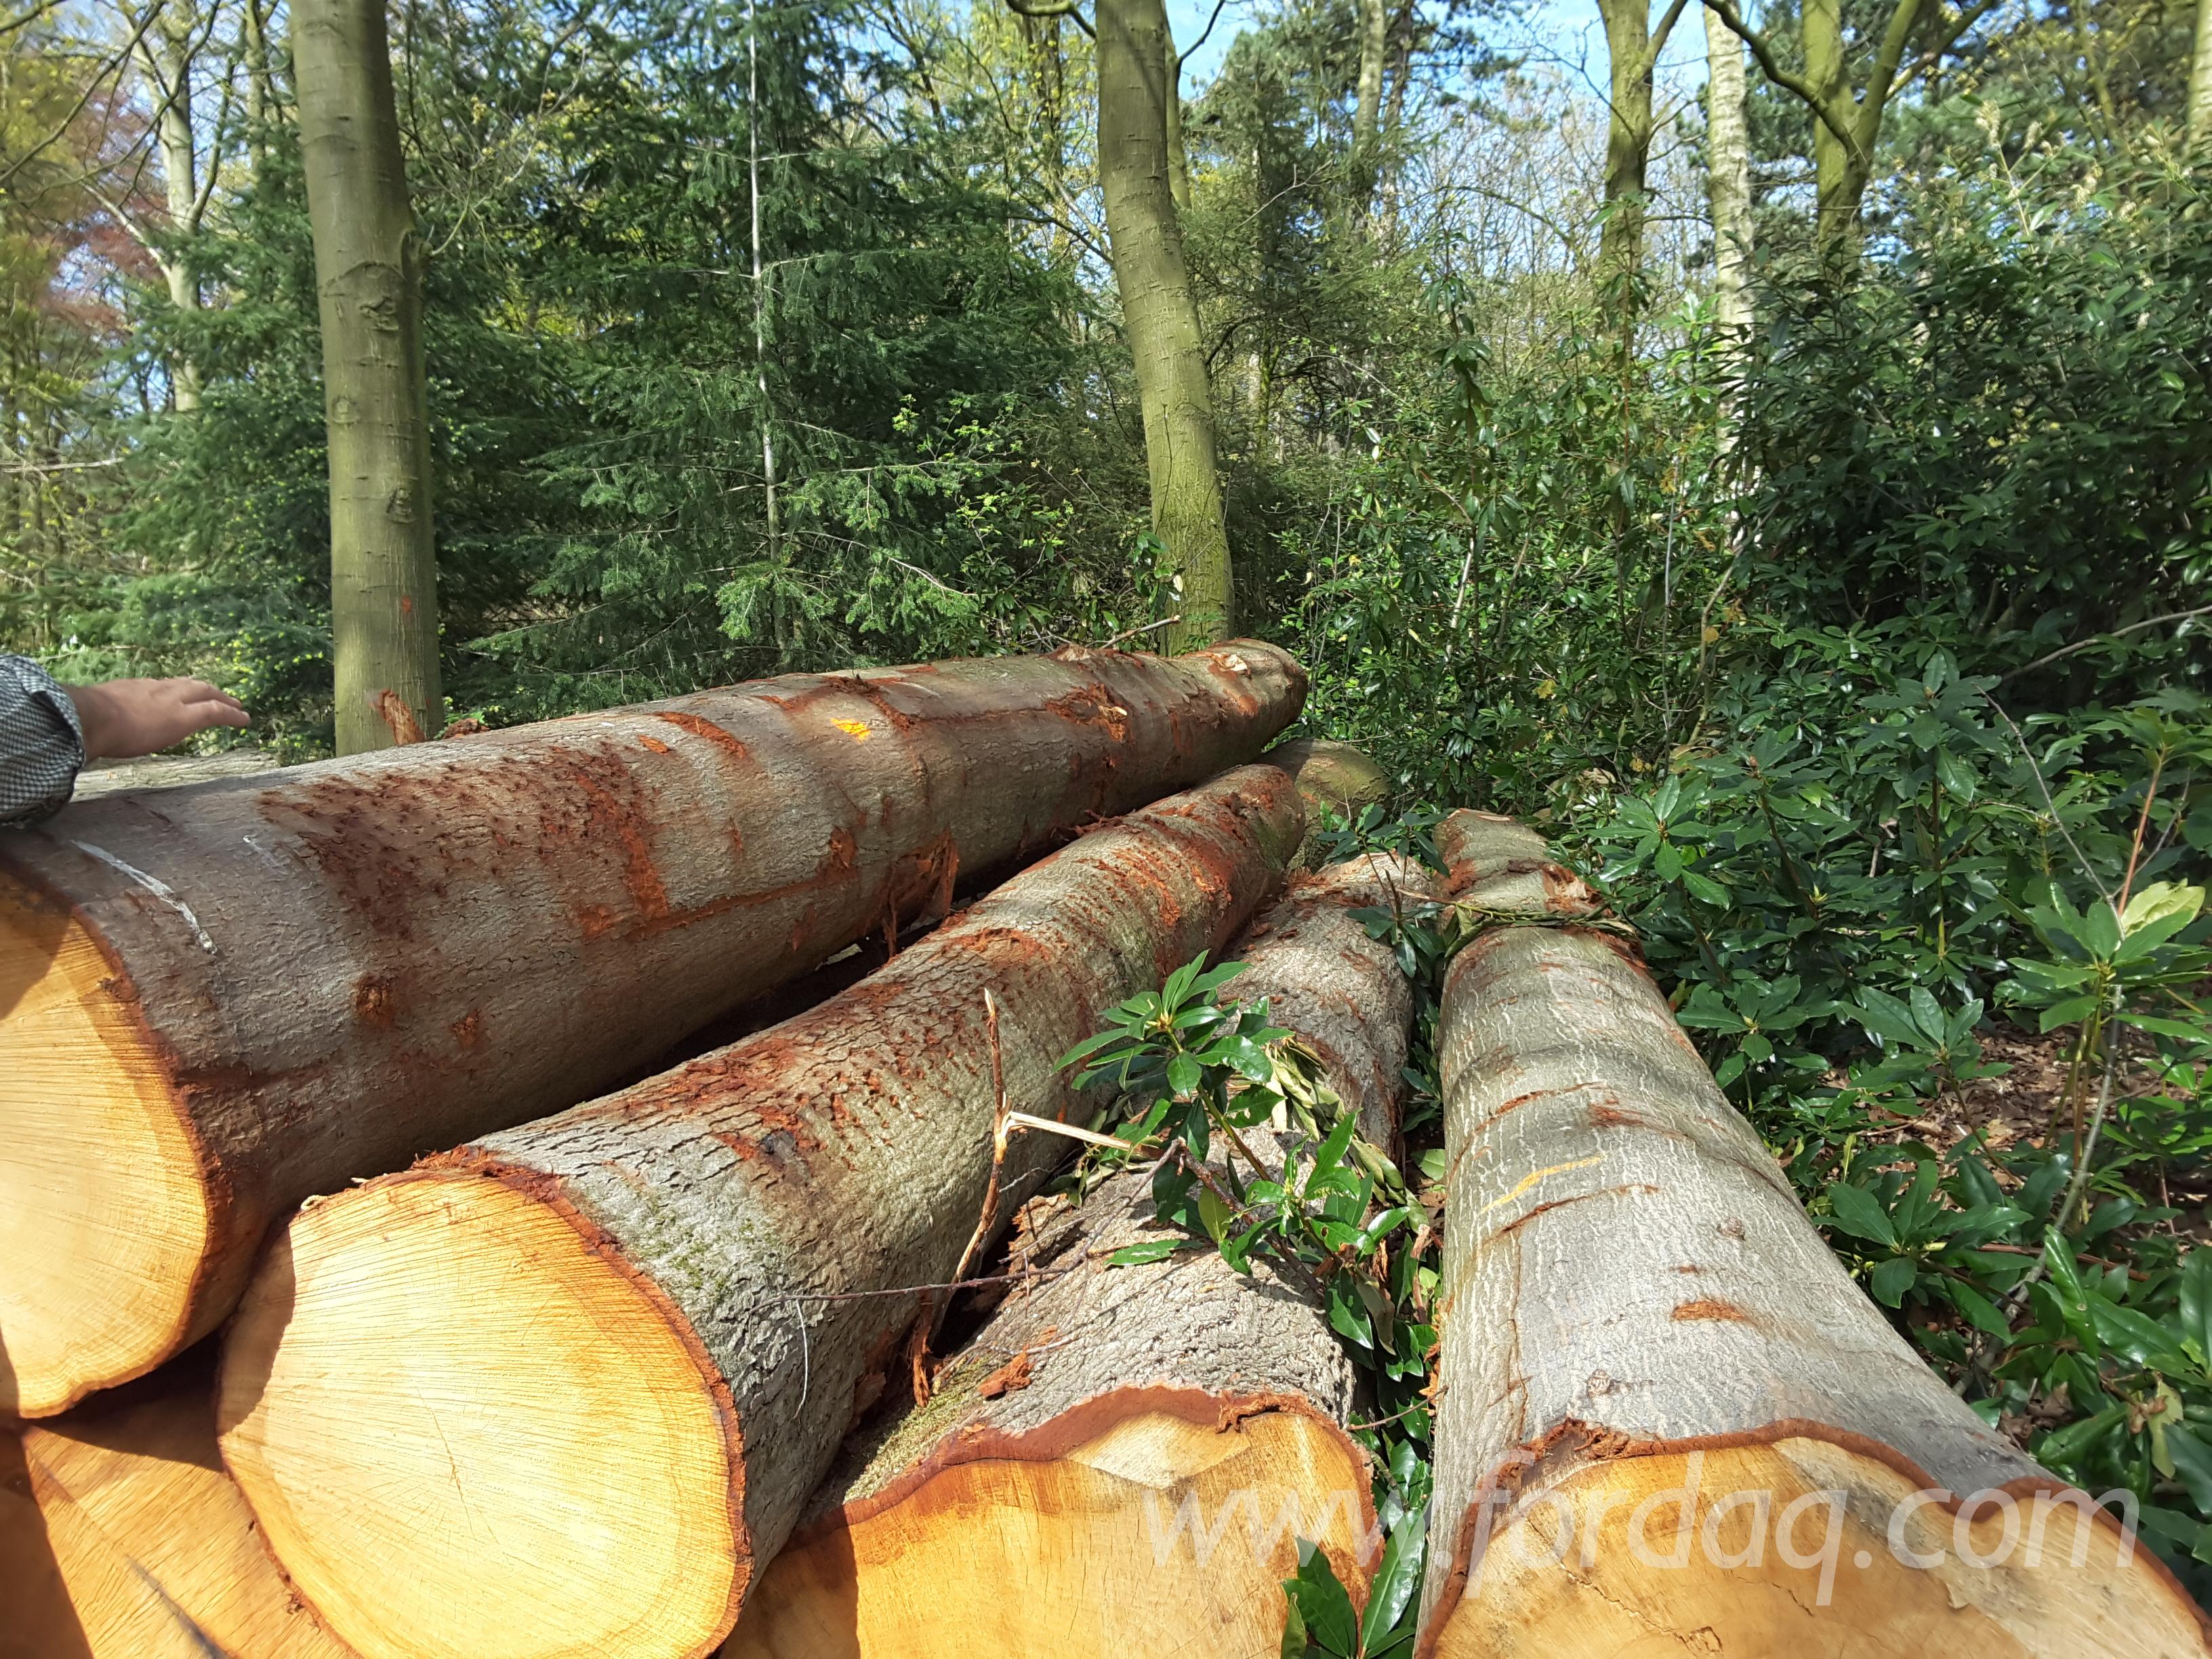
[0,872,208,1418]
[728,1395,1372,1658]
[217,1172,741,1659]
[1423,1428,2211,1658]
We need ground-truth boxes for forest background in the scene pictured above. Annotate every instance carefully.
[6,0,2212,1623]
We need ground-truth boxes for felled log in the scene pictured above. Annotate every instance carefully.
[724,1151,1370,1659]
[726,857,1434,1659]
[1261,737,1391,867]
[0,641,1301,1416]
[1416,810,2209,1657]
[217,765,1305,1659]
[3,1349,356,1659]
[1225,853,1440,1154]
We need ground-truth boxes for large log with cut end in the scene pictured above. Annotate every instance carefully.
[216,766,1305,1659]
[0,641,1302,1416]
[724,1149,1372,1659]
[1417,810,2209,1657]
[1226,853,1440,1155]
[4,1350,356,1659]
[726,861,1435,1659]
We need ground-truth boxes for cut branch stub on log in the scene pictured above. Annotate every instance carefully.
[216,765,1306,1659]
[1417,809,2209,1656]
[724,1145,1371,1659]
[4,1349,357,1659]
[1261,737,1391,867]
[1227,853,1441,1155]
[0,640,1303,1416]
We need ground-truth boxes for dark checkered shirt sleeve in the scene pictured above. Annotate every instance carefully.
[0,655,85,827]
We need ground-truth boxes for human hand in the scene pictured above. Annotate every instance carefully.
[66,678,251,760]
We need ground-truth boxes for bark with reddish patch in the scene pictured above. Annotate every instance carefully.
[223,766,1306,1658]
[1416,808,2173,1653]
[1,642,1303,1411]
[1223,852,1441,1155]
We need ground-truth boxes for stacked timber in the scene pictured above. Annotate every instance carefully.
[1416,808,2211,1658]
[727,853,1438,1659]
[0,640,1302,1416]
[216,765,1307,1659]
[3,1351,355,1659]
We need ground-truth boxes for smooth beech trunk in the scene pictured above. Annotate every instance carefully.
[1416,811,2209,1657]
[4,1351,357,1659]
[292,0,443,753]
[725,859,1433,1659]
[0,642,1302,1417]
[1227,853,1439,1153]
[1096,0,1235,649]
[217,766,1305,1659]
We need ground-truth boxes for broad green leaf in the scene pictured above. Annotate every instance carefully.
[1166,1052,1202,1098]
[2179,1249,2212,1366]
[1823,1182,1900,1250]
[1359,1507,1429,1652]
[1107,1240,1178,1267]
[1282,1540,1359,1658]
[1946,1279,2012,1338]
[1870,1255,1917,1307]
[2165,1426,2212,1513]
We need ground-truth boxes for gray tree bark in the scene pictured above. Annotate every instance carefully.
[218,766,1306,1659]
[292,0,443,754]
[1096,0,1235,649]
[0,642,1302,1416]
[1261,737,1393,869]
[1704,3,1753,356]
[1416,810,2207,1656]
[1226,853,1439,1153]
[2192,0,2212,150]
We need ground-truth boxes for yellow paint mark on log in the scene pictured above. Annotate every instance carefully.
[832,719,872,741]
[1477,1156,1604,1217]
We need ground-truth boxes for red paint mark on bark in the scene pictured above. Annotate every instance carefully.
[353,975,398,1027]
[371,690,424,746]
[1671,1298,1757,1324]
[637,735,671,754]
[653,710,750,761]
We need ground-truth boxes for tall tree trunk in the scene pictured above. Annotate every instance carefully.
[218,767,1305,1659]
[293,0,443,754]
[2191,0,2212,150]
[134,1,205,410]
[1705,0,1753,460]
[1595,0,1656,306]
[1165,26,1192,210]
[1351,0,1389,216]
[1704,3,1752,350]
[1801,0,1860,250]
[1095,0,1234,649]
[0,642,1303,1418]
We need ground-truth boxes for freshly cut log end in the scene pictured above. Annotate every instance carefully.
[1261,738,1391,867]
[3,640,1304,1416]
[1430,1425,2207,1658]
[220,1176,739,1659]
[1416,808,2210,1658]
[0,880,209,1420]
[729,1153,1370,1659]
[218,765,1305,1659]
[4,1349,357,1659]
[726,1391,1368,1659]
[1227,853,1440,1153]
